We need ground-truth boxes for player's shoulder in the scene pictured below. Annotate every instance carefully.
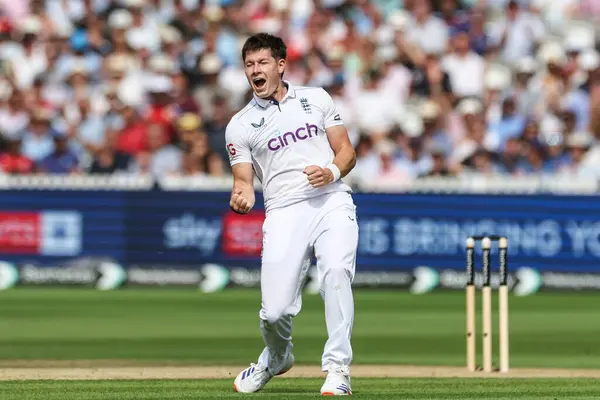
[293,84,330,99]
[230,99,260,124]
[227,99,260,133]
[292,85,334,110]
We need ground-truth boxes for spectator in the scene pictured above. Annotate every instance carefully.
[424,144,454,177]
[410,53,453,101]
[37,130,79,174]
[123,0,161,53]
[0,137,34,174]
[89,131,134,174]
[461,147,503,176]
[0,90,29,139]
[442,30,485,98]
[438,0,471,36]
[21,108,55,162]
[352,67,401,141]
[370,139,414,188]
[0,0,596,187]
[194,53,226,120]
[419,100,453,156]
[175,113,202,152]
[204,93,232,168]
[348,135,379,183]
[145,123,182,177]
[406,0,449,55]
[488,0,546,63]
[68,96,106,169]
[559,131,600,177]
[487,97,527,151]
[114,103,147,156]
[144,74,177,142]
[467,9,489,56]
[8,16,48,90]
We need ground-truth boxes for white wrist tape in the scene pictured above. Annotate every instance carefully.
[326,163,341,182]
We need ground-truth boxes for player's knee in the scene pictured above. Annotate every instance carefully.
[262,307,286,325]
[321,267,352,290]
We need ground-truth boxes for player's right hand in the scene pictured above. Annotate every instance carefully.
[230,189,254,214]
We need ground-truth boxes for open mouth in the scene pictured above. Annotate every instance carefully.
[253,77,266,90]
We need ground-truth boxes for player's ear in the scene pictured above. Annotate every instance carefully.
[277,58,286,76]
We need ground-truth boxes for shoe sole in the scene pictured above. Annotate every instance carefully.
[322,391,352,396]
[232,363,294,393]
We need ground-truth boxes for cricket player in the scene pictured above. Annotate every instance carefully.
[226,33,358,396]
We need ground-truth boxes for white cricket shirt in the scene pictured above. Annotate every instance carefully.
[225,81,352,212]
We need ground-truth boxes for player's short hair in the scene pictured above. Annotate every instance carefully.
[242,33,287,62]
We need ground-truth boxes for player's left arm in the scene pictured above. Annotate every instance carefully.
[305,90,356,188]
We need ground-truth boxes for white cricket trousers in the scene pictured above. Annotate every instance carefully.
[256,191,358,373]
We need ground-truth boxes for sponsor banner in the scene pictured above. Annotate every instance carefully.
[124,191,600,273]
[0,212,40,254]
[2,260,600,295]
[0,190,123,262]
[0,257,124,290]
[221,211,265,256]
[0,211,82,256]
[2,190,600,278]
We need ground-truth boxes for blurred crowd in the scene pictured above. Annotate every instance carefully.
[1,0,600,187]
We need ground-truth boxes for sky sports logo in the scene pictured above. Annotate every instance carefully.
[267,123,319,151]
[0,211,82,256]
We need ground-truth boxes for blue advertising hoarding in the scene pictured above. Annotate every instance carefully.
[0,189,599,292]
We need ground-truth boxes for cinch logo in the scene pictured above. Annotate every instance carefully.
[267,123,318,151]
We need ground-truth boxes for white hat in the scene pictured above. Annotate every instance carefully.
[70,60,88,76]
[485,63,512,90]
[537,40,567,65]
[376,45,398,63]
[20,16,42,35]
[538,115,564,146]
[539,114,564,133]
[159,25,182,44]
[149,54,176,74]
[563,21,595,52]
[328,46,345,62]
[55,24,74,38]
[374,26,395,46]
[515,56,538,74]
[199,53,222,74]
[271,0,289,12]
[117,79,142,106]
[122,0,144,8]
[106,54,130,73]
[399,110,424,138]
[204,5,224,22]
[456,98,483,116]
[146,75,173,93]
[108,10,133,29]
[419,100,440,120]
[388,10,410,32]
[578,49,600,71]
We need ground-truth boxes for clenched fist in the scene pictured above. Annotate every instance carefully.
[230,189,255,214]
[304,165,333,188]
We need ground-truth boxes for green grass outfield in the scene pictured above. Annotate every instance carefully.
[1,288,599,367]
[2,378,600,400]
[1,288,600,399]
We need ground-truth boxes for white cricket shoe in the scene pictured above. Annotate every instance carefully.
[321,365,352,396]
[233,353,294,393]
